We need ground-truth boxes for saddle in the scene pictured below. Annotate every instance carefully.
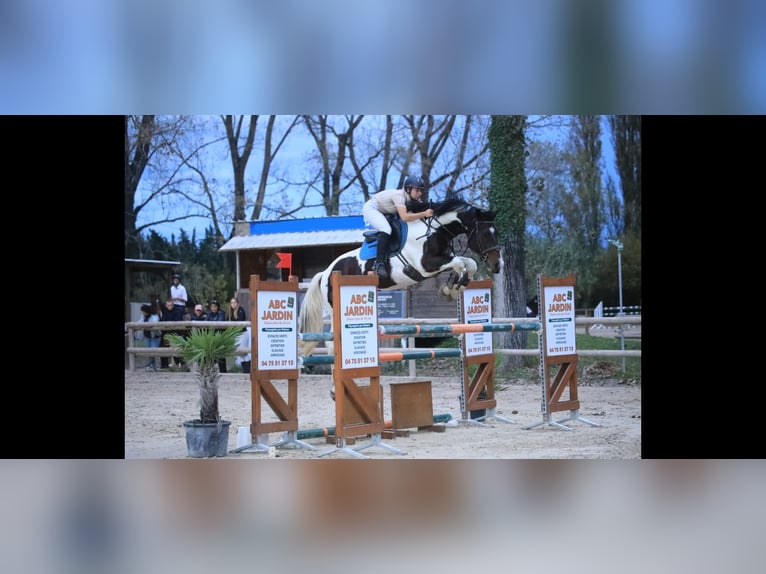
[359,215,406,260]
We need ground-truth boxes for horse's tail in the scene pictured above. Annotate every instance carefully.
[298,271,325,357]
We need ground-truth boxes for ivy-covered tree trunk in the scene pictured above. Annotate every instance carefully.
[489,116,528,367]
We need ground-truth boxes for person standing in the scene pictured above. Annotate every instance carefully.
[160,297,184,369]
[139,303,162,371]
[207,298,228,373]
[361,175,433,279]
[229,297,249,374]
[170,273,188,318]
[237,326,252,374]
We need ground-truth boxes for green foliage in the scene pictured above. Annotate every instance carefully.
[522,116,642,309]
[129,226,237,307]
[165,326,244,422]
[608,115,641,238]
[507,330,642,381]
[588,235,641,308]
[166,327,244,368]
[380,331,640,386]
[523,233,640,309]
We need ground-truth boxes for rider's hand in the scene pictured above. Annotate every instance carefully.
[425,209,433,218]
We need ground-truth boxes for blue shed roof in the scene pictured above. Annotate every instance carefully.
[219,215,368,252]
[249,215,365,235]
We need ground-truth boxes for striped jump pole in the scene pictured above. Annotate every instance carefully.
[378,321,541,337]
[296,413,453,440]
[299,332,335,342]
[379,348,462,361]
[300,347,462,366]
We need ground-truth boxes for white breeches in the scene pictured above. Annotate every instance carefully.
[362,200,392,235]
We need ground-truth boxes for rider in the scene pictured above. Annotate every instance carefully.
[362,175,434,280]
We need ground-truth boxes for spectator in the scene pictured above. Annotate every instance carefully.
[207,298,225,322]
[190,303,207,321]
[228,297,246,321]
[207,298,227,373]
[160,297,184,369]
[237,326,252,374]
[170,273,188,318]
[228,297,249,373]
[139,303,162,372]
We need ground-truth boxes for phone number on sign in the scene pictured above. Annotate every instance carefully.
[344,356,377,366]
[467,345,492,354]
[548,346,574,353]
[260,359,295,367]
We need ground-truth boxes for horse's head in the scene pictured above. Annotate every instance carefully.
[460,205,503,274]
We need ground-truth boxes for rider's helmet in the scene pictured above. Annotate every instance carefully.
[404,175,426,192]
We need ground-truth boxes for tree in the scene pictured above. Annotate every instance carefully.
[302,114,366,215]
[125,115,227,256]
[222,115,257,224]
[402,115,456,188]
[489,115,529,367]
[125,115,155,257]
[561,115,606,305]
[609,115,641,239]
[251,115,301,220]
[523,138,573,297]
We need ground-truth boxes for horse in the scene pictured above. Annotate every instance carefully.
[298,197,503,357]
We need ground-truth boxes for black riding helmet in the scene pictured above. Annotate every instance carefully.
[404,175,426,192]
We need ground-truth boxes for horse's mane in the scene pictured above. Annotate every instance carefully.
[407,197,473,216]
[430,197,472,216]
[405,199,431,214]
[406,196,496,220]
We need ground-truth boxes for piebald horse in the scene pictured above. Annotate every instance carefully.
[298,197,503,357]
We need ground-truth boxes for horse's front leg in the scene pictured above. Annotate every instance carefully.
[439,257,477,298]
[457,257,477,287]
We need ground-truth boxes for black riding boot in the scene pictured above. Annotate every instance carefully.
[374,232,391,280]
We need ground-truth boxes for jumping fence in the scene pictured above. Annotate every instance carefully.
[124,315,641,372]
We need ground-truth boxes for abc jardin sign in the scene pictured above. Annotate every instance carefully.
[256,290,297,370]
[543,284,576,357]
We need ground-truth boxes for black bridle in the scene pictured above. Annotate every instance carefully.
[423,208,500,262]
[465,220,500,261]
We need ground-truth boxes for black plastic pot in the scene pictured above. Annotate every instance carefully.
[183,420,231,457]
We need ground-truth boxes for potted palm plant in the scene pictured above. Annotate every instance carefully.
[166,326,244,457]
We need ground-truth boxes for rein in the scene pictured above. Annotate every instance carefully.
[421,210,498,261]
